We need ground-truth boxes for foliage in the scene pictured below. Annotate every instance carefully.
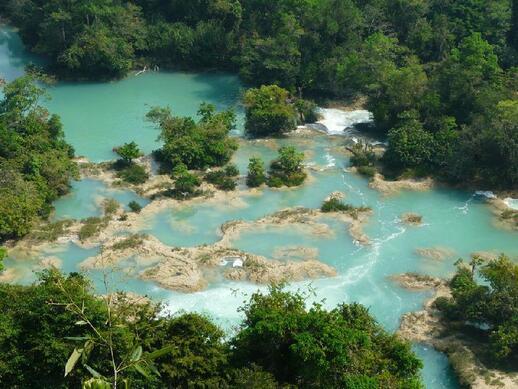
[294,98,318,124]
[231,286,423,388]
[349,141,377,169]
[102,199,119,216]
[114,142,142,164]
[0,247,5,272]
[27,220,74,242]
[435,254,518,361]
[146,103,238,170]
[204,165,238,191]
[128,201,142,213]
[169,163,201,198]
[267,146,306,187]
[111,234,147,251]
[78,217,107,242]
[0,76,77,241]
[246,157,267,188]
[321,198,371,219]
[3,1,517,188]
[116,164,149,185]
[0,272,424,388]
[244,85,297,137]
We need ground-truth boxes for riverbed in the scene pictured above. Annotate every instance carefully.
[2,24,517,388]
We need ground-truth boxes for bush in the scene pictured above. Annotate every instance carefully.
[128,201,142,213]
[146,104,238,170]
[435,255,518,361]
[170,163,201,198]
[78,217,106,241]
[294,98,318,124]
[267,146,307,187]
[116,164,149,184]
[244,85,297,137]
[349,141,376,167]
[204,165,238,191]
[356,165,377,177]
[224,164,239,177]
[111,233,147,251]
[321,198,354,213]
[103,198,119,216]
[246,157,267,188]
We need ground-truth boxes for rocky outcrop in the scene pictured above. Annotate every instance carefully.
[400,213,423,226]
[369,173,434,195]
[415,246,456,261]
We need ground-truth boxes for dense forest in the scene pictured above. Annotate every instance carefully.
[0,76,77,242]
[1,0,517,188]
[0,271,423,388]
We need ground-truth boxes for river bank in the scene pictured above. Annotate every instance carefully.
[395,273,518,388]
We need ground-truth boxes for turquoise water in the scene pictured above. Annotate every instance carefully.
[52,178,149,220]
[4,25,518,389]
[0,24,244,162]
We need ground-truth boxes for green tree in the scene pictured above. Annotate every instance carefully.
[146,104,237,170]
[246,157,266,187]
[268,146,307,187]
[244,85,297,137]
[384,111,434,169]
[115,142,142,164]
[0,76,76,241]
[172,163,201,196]
[0,247,6,272]
[436,254,518,361]
[231,286,423,388]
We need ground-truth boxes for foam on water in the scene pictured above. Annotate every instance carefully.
[504,197,518,210]
[316,108,373,135]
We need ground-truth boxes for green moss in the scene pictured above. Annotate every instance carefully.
[78,217,107,241]
[110,233,147,251]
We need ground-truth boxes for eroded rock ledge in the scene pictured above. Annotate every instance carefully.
[369,173,434,195]
[76,207,371,292]
[393,273,518,389]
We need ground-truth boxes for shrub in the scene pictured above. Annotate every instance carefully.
[356,165,377,177]
[103,198,119,216]
[224,164,239,177]
[321,198,357,213]
[117,164,149,184]
[171,163,201,198]
[128,201,142,213]
[78,217,106,241]
[294,98,318,124]
[111,233,147,251]
[246,157,266,188]
[244,85,297,137]
[204,165,238,191]
[146,103,238,170]
[114,141,142,164]
[349,141,376,167]
[27,220,74,242]
[267,146,307,188]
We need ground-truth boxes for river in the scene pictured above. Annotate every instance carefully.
[2,23,517,388]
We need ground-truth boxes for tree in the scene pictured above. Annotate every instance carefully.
[435,254,518,361]
[243,85,297,137]
[231,286,423,388]
[0,76,76,241]
[115,142,142,164]
[0,247,6,272]
[384,111,434,170]
[171,163,201,196]
[268,146,306,187]
[146,104,238,170]
[246,157,266,187]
